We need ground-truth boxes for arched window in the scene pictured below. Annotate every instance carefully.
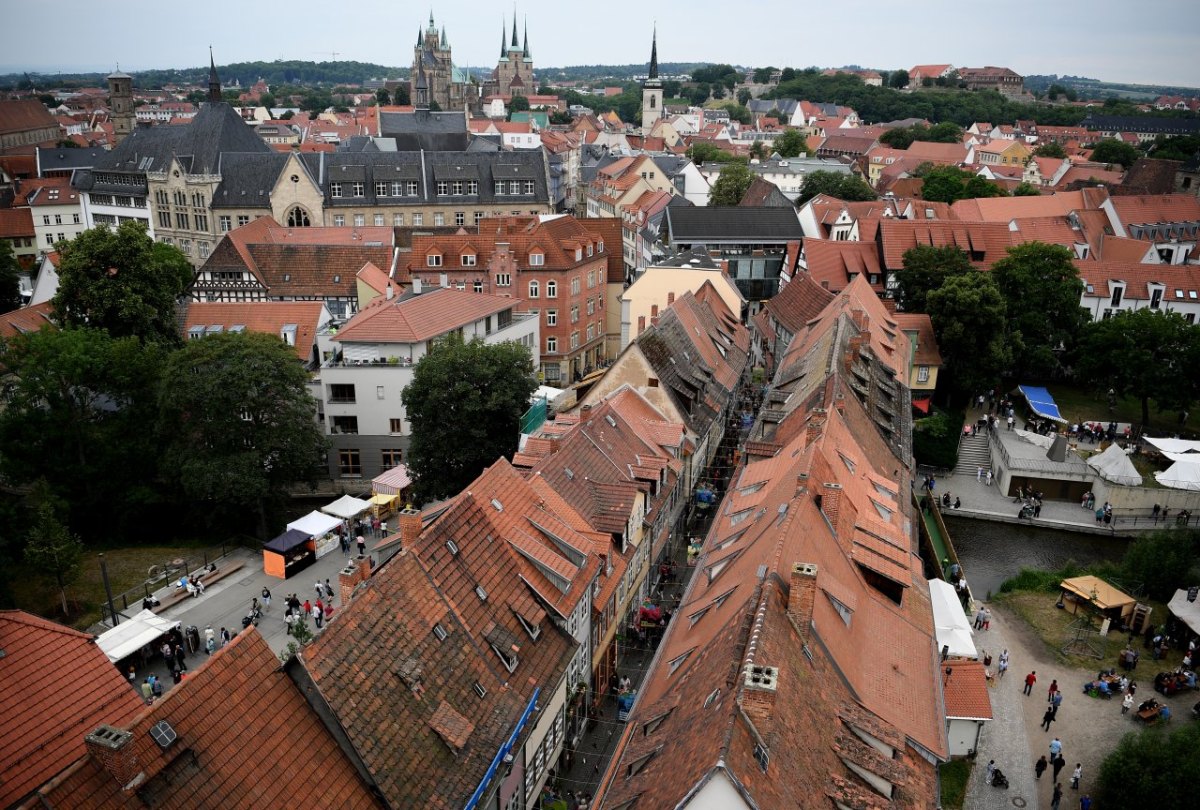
[286,206,311,227]
[649,95,656,109]
[529,280,539,298]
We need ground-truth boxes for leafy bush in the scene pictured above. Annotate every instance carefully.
[912,408,964,470]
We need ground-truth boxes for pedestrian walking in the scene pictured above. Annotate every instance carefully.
[1048,679,1059,701]
[1049,737,1062,758]
[285,609,295,636]
[303,599,312,617]
[356,534,366,556]
[977,466,984,482]
[150,674,163,698]
[313,601,324,629]
[986,470,993,486]
[1052,753,1066,782]
[1080,794,1092,810]
[1051,690,1063,710]
[1052,783,1063,810]
[1035,755,1048,780]
[1122,692,1133,713]
[325,579,334,603]
[1070,764,1082,790]
[204,625,216,655]
[985,760,995,784]
[981,608,991,630]
[974,608,986,629]
[1042,707,1056,731]
[141,678,153,703]
[1024,671,1037,696]
[261,587,271,611]
[220,627,230,646]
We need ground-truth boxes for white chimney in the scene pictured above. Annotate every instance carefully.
[386,283,394,300]
[439,272,449,288]
[413,277,423,295]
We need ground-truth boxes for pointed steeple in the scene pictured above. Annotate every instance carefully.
[440,25,447,49]
[417,27,423,46]
[208,47,222,103]
[523,19,529,58]
[648,25,659,81]
[428,10,435,28]
[511,13,519,48]
[415,61,429,110]
[499,18,508,60]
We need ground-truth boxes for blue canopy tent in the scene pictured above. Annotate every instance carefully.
[1017,385,1066,424]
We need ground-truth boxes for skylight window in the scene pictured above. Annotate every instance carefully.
[667,649,694,675]
[728,508,752,527]
[839,453,856,474]
[432,623,448,641]
[737,482,765,497]
[872,500,894,521]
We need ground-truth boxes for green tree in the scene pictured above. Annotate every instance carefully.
[1097,718,1200,808]
[402,334,536,503]
[920,166,1007,203]
[780,67,796,82]
[52,222,192,344]
[689,84,710,106]
[1012,182,1042,196]
[737,88,752,106]
[749,141,767,160]
[879,127,916,149]
[280,109,295,120]
[1119,529,1199,602]
[774,129,809,158]
[394,84,411,106]
[894,245,974,313]
[549,109,572,125]
[375,88,390,105]
[0,240,22,313]
[796,170,877,205]
[1090,137,1140,168]
[990,242,1087,379]
[709,162,755,206]
[0,328,166,534]
[926,272,1011,403]
[508,94,530,113]
[1150,134,1200,162]
[1071,309,1200,431]
[686,141,735,165]
[1034,141,1067,158]
[889,69,910,89]
[259,93,276,110]
[662,80,682,99]
[23,483,84,616]
[752,67,775,84]
[722,103,751,125]
[1047,83,1067,100]
[158,331,328,538]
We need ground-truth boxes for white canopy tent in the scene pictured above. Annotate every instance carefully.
[1163,451,1200,464]
[321,495,372,520]
[1168,589,1200,636]
[1086,443,1143,486]
[1014,429,1055,450]
[1143,436,1200,455]
[928,579,978,659]
[1155,460,1200,491]
[287,510,343,537]
[95,609,180,663]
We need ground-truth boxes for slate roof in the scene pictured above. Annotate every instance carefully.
[0,611,144,808]
[299,149,550,209]
[210,152,293,209]
[74,102,269,191]
[1082,115,1200,136]
[27,629,380,809]
[300,549,527,809]
[333,286,516,344]
[378,110,470,151]
[36,146,108,174]
[666,206,803,242]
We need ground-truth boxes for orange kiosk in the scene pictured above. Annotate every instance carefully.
[263,528,316,579]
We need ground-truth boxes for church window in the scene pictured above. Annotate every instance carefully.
[650,96,656,108]
[286,207,311,227]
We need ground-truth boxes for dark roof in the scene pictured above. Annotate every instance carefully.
[74,102,269,191]
[648,154,691,178]
[0,100,57,136]
[300,550,528,809]
[666,206,803,242]
[1120,158,1184,195]
[739,177,794,208]
[378,110,469,151]
[1082,115,1200,136]
[654,246,722,269]
[210,152,292,208]
[300,149,550,209]
[36,146,108,173]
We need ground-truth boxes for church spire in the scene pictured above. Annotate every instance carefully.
[440,25,447,49]
[648,25,659,81]
[208,47,222,103]
[500,18,507,59]
[415,61,429,110]
[511,12,519,47]
[523,18,529,58]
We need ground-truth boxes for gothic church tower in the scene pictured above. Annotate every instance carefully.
[641,27,663,132]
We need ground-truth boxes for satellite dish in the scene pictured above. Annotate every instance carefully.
[150,720,177,749]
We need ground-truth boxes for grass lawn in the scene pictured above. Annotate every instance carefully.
[1042,383,1198,436]
[996,591,1183,671]
[939,759,972,809]
[11,539,241,630]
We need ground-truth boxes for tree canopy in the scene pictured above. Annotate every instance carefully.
[919,165,1009,203]
[889,69,909,89]
[402,335,537,503]
[773,129,809,158]
[796,170,877,205]
[1033,141,1067,159]
[52,222,192,344]
[708,162,755,206]
[990,242,1088,379]
[158,331,328,537]
[686,141,738,165]
[1089,137,1141,169]
[0,240,22,314]
[1097,718,1200,808]
[508,94,530,113]
[1012,182,1042,196]
[878,122,963,149]
[23,482,83,617]
[894,245,974,313]
[1071,308,1200,430]
[926,272,1011,403]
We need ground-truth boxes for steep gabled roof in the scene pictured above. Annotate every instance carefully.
[333,287,515,344]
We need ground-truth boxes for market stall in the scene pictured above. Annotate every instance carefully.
[287,510,343,560]
[96,609,180,664]
[263,528,317,579]
[928,578,977,659]
[1058,575,1136,626]
[322,494,372,520]
[372,465,412,501]
[1017,385,1067,423]
[369,493,398,520]
[1086,442,1143,486]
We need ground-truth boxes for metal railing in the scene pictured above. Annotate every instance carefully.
[98,536,258,627]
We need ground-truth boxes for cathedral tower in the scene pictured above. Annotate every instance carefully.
[107,69,134,144]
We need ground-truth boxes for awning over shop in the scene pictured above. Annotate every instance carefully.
[912,397,932,415]
[95,609,180,663]
[1017,385,1066,423]
[372,464,412,496]
[321,495,372,520]
[928,579,977,659]
[287,510,342,538]
[263,528,312,554]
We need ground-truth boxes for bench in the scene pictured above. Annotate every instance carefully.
[151,561,246,614]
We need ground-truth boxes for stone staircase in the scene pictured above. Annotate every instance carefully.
[955,431,992,478]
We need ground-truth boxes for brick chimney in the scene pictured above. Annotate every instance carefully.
[821,483,843,528]
[741,664,779,735]
[805,408,827,445]
[787,562,818,633]
[85,725,142,790]
[638,315,646,335]
[339,554,373,605]
[667,291,675,305]
[396,507,422,549]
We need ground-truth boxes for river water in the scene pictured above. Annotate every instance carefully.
[943,515,1130,599]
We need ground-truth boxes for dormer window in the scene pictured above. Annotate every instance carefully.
[1150,287,1163,309]
[516,613,541,640]
[490,643,519,673]
[529,251,545,266]
[461,253,476,267]
[575,248,582,261]
[427,253,443,267]
[1110,285,1124,307]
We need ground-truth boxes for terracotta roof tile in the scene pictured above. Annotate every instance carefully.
[0,301,56,339]
[943,659,994,720]
[334,286,515,344]
[180,301,326,361]
[0,207,35,239]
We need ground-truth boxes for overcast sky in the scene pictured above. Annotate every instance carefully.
[4,0,1198,87]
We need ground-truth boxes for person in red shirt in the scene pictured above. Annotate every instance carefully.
[1024,670,1037,696]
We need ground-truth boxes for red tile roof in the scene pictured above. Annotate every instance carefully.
[893,312,943,367]
[803,239,886,294]
[0,100,57,136]
[943,659,994,720]
[1075,260,1200,300]
[949,188,1107,222]
[334,286,515,344]
[181,301,327,361]
[26,629,379,809]
[0,207,35,239]
[0,301,56,339]
[1109,193,1200,229]
[878,219,1014,270]
[0,611,143,808]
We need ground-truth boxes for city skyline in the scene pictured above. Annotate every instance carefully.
[3,0,1199,88]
